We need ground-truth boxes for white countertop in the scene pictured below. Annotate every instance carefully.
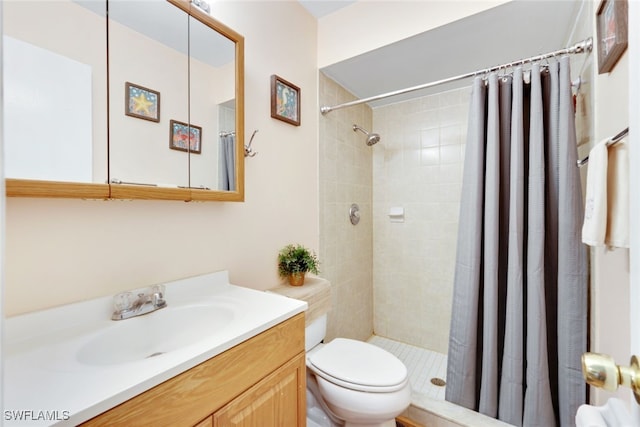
[3,271,307,426]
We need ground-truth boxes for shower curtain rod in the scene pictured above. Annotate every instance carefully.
[320,37,593,115]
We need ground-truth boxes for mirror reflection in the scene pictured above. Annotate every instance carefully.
[108,1,237,191]
[189,14,237,191]
[108,0,190,188]
[3,0,108,183]
[4,0,243,199]
[217,100,237,191]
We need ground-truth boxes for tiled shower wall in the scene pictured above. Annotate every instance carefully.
[319,72,374,342]
[372,88,470,354]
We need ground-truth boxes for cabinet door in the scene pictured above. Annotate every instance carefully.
[213,353,306,427]
[193,416,212,427]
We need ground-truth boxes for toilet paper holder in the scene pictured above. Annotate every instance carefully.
[582,352,640,404]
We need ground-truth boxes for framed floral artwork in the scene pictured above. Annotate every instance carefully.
[169,120,202,154]
[270,74,300,126]
[596,0,628,74]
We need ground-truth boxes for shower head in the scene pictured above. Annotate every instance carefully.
[352,124,381,146]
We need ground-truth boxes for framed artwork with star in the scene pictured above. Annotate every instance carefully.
[125,82,160,122]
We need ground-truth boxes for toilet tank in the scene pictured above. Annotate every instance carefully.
[306,314,327,351]
[267,276,332,351]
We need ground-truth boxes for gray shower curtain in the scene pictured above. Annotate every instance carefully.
[445,56,588,427]
[219,134,236,191]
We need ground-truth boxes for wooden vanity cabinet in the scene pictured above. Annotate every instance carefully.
[82,313,306,427]
[194,417,213,427]
[213,354,305,426]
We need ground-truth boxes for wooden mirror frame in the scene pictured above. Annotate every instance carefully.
[6,0,244,202]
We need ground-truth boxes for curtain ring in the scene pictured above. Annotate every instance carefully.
[499,65,509,83]
[481,68,490,82]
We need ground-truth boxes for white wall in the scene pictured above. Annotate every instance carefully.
[589,8,631,407]
[4,1,319,316]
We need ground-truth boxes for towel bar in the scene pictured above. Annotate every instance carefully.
[577,127,629,167]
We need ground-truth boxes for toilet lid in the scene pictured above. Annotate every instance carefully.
[308,338,408,392]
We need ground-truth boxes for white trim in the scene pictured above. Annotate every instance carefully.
[629,0,639,422]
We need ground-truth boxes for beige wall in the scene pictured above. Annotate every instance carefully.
[318,73,374,342]
[372,88,468,354]
[5,1,319,316]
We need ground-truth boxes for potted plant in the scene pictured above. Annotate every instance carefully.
[277,244,320,286]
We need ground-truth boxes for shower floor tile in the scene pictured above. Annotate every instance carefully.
[368,335,447,401]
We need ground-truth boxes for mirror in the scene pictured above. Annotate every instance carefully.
[4,0,244,201]
[109,0,244,201]
[108,0,190,189]
[3,0,109,198]
[189,14,237,192]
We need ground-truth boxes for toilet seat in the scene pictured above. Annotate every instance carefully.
[307,338,408,393]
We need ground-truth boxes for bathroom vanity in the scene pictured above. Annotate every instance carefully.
[82,313,306,426]
[4,272,307,426]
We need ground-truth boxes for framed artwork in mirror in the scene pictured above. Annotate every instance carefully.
[125,82,160,122]
[169,120,202,154]
[271,74,300,126]
[596,0,627,74]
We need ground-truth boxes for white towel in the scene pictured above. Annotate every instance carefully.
[576,404,608,427]
[575,398,635,427]
[605,140,629,248]
[582,140,608,246]
[600,398,635,427]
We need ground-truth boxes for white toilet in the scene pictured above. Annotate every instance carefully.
[305,314,412,427]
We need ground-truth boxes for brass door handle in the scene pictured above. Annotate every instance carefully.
[581,352,640,404]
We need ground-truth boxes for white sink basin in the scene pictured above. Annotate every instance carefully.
[77,303,235,365]
[4,271,308,426]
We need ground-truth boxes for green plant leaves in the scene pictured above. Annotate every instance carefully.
[277,244,320,277]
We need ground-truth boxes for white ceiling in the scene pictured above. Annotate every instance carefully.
[298,0,356,18]
[308,0,584,108]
